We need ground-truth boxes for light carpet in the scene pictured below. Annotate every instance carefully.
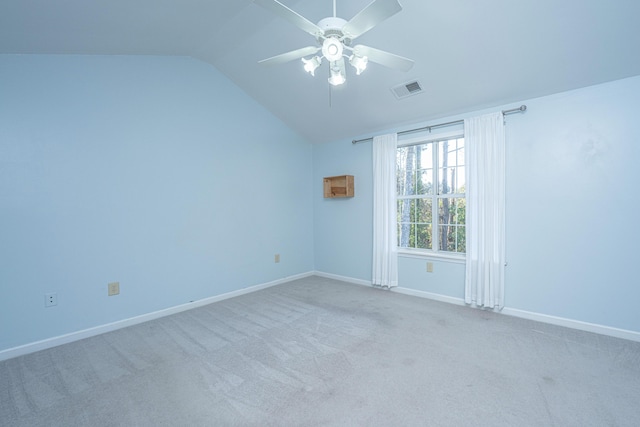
[1,276,639,426]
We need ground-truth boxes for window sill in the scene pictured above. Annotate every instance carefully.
[397,249,466,264]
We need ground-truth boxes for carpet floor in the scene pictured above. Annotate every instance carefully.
[1,276,639,426]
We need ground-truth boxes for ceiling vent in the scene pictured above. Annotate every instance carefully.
[391,80,423,99]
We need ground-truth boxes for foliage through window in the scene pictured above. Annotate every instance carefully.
[397,136,465,254]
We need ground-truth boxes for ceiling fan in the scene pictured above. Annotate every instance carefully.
[254,0,414,86]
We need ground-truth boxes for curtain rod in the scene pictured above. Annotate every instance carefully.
[351,105,527,144]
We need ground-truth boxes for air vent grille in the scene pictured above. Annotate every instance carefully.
[391,80,423,99]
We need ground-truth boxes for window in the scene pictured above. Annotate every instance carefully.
[397,136,465,255]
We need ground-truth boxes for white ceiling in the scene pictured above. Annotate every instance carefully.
[2,0,640,143]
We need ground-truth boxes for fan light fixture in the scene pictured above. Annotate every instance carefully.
[305,44,366,85]
[302,56,322,76]
[256,0,414,88]
[302,38,362,86]
[328,61,346,86]
[306,38,367,85]
[322,38,343,62]
[349,54,368,75]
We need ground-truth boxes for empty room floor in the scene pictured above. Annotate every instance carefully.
[1,276,639,426]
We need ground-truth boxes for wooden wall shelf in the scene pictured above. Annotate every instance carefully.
[323,175,354,198]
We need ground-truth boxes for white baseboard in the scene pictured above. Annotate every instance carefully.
[393,286,467,307]
[313,271,371,287]
[4,270,638,362]
[500,307,640,343]
[318,272,640,343]
[0,271,314,362]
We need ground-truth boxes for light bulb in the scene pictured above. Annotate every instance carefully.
[322,38,343,62]
[349,54,368,75]
[328,62,346,86]
[302,56,321,76]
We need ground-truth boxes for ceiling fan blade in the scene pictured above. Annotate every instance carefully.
[254,0,324,37]
[258,46,320,66]
[353,44,414,72]
[342,0,402,39]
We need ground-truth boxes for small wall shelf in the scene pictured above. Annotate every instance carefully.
[323,175,354,198]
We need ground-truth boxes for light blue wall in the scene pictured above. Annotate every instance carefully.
[313,75,640,333]
[505,76,640,331]
[2,54,639,352]
[313,140,373,280]
[0,55,314,351]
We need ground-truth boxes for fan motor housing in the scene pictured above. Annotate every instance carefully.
[317,17,351,45]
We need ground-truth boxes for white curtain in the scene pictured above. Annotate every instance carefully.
[464,112,506,308]
[372,133,398,288]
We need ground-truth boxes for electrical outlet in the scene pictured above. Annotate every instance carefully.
[45,293,57,307]
[108,282,120,296]
[274,254,280,263]
[426,262,434,273]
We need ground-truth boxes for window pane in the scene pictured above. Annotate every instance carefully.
[438,225,466,253]
[438,198,465,225]
[400,171,417,196]
[418,143,433,169]
[397,147,408,194]
[416,224,432,249]
[439,167,458,194]
[398,197,433,250]
[398,199,415,222]
[397,139,465,254]
[417,144,433,194]
[398,199,415,248]
[416,199,432,224]
[398,223,416,248]
[438,138,465,195]
[397,145,418,196]
[416,169,433,195]
[439,225,452,251]
[398,221,413,248]
[438,198,466,253]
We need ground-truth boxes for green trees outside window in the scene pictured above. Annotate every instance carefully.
[397,137,465,254]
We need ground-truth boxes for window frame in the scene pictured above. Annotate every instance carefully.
[397,129,466,263]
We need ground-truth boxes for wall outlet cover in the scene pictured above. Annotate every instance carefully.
[45,293,57,307]
[108,282,120,296]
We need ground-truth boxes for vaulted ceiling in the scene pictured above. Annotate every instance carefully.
[2,0,640,143]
